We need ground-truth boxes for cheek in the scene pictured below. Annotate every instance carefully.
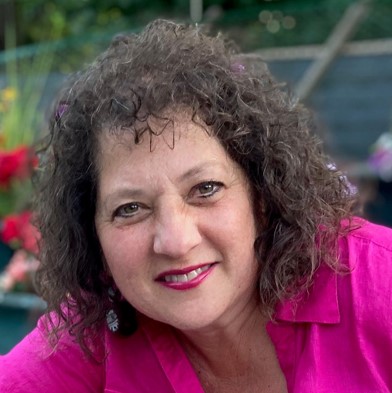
[211,197,257,242]
[98,227,151,278]
[203,205,257,275]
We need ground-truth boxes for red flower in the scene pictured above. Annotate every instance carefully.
[0,211,40,254]
[0,146,38,187]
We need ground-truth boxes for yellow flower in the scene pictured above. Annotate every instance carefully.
[1,87,18,102]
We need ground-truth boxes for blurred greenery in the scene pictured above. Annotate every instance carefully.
[0,14,52,146]
[213,0,392,50]
[0,0,391,71]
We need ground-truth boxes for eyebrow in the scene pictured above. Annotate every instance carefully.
[99,160,226,210]
[176,161,225,183]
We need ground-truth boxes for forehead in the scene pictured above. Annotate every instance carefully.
[93,113,252,206]
[97,111,215,156]
[95,113,231,175]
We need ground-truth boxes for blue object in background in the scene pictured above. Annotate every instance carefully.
[0,241,46,354]
[0,241,13,271]
[0,292,46,354]
[365,180,392,227]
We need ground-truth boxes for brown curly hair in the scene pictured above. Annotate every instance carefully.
[35,19,357,353]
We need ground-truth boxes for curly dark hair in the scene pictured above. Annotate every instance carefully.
[35,19,356,353]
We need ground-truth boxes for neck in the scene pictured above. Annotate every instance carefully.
[176,301,271,379]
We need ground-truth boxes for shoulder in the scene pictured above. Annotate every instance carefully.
[340,217,392,281]
[0,313,189,393]
[0,315,105,393]
[344,217,392,252]
[338,217,392,327]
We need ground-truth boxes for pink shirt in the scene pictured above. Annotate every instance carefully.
[1,218,392,392]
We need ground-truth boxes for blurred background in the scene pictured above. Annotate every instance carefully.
[0,0,391,353]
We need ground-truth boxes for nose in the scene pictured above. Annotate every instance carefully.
[153,201,202,258]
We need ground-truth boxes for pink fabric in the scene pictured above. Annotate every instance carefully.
[0,318,105,392]
[1,218,391,392]
[267,219,392,392]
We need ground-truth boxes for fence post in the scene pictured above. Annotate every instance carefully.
[295,0,371,101]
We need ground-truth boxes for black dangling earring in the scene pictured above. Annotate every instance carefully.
[105,285,138,335]
[106,309,120,333]
[106,287,120,333]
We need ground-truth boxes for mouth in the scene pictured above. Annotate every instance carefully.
[155,263,217,290]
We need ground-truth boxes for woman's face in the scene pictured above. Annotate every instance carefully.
[95,115,259,332]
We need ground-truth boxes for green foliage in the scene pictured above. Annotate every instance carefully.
[16,0,186,45]
[0,0,391,72]
[212,0,392,51]
[0,179,33,217]
[0,19,52,216]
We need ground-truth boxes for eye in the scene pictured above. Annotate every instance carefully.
[114,202,140,218]
[192,181,223,198]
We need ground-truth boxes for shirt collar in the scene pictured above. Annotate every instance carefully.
[273,263,340,324]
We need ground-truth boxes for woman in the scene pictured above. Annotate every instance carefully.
[1,19,391,392]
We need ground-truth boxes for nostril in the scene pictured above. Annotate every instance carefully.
[153,223,202,257]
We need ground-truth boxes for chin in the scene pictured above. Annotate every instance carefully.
[142,308,221,332]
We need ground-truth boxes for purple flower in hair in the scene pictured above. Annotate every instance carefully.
[56,102,69,120]
[230,62,245,73]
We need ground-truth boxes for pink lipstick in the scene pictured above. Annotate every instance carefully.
[156,263,216,290]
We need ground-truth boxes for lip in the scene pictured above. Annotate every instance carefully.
[155,262,217,291]
[156,263,213,279]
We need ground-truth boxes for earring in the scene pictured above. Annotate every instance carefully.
[106,308,120,333]
[106,287,120,333]
[105,286,138,335]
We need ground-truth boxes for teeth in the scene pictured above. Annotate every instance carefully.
[163,264,211,283]
[177,274,188,282]
[187,270,198,280]
[164,275,178,282]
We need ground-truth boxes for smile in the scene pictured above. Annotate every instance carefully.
[163,264,211,283]
[156,263,216,290]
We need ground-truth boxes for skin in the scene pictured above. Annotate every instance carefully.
[95,114,287,392]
